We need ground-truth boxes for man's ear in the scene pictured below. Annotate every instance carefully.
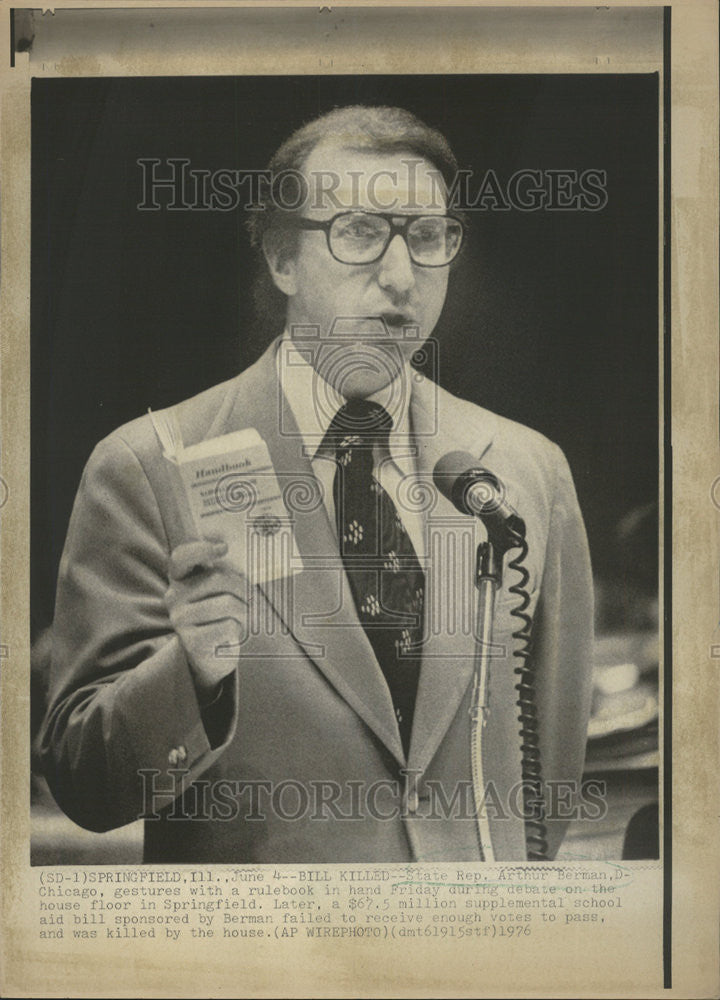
[262,232,298,298]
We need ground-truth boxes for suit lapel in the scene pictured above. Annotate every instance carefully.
[207,341,406,766]
[407,378,527,856]
[407,377,498,774]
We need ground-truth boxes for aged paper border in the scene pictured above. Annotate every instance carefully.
[1,1,718,996]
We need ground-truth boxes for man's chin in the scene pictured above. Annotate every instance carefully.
[314,339,407,399]
[339,373,394,400]
[331,366,400,401]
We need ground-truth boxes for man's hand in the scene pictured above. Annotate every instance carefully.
[165,539,252,702]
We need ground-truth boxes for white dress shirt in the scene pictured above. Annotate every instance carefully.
[277,338,426,564]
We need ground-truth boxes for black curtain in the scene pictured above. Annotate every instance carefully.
[31,74,659,632]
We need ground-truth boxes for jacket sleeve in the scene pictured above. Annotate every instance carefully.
[39,433,238,832]
[531,443,595,860]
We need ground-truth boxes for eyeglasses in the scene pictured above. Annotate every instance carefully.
[291,211,465,267]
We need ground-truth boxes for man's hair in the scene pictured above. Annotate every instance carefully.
[246,105,460,333]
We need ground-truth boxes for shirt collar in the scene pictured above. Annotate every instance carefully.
[277,336,415,472]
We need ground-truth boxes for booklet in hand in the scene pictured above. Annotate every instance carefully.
[149,409,303,585]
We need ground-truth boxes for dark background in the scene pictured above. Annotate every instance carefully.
[31,74,659,634]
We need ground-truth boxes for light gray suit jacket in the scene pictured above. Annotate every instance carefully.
[40,337,594,862]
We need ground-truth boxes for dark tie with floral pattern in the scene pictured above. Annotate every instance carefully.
[329,398,425,756]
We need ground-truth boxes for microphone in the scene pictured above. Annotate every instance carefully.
[432,451,526,539]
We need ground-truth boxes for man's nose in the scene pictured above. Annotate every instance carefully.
[377,234,415,296]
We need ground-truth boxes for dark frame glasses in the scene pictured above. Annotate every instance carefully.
[290,211,465,267]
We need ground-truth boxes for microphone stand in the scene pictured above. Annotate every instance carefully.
[470,521,524,863]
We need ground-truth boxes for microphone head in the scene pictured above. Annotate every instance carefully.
[433,451,502,517]
[432,452,526,543]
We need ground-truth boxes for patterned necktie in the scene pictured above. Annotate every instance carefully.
[329,398,425,756]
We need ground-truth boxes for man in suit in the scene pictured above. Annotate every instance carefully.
[40,105,594,862]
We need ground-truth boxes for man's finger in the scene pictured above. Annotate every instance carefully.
[166,568,252,607]
[169,594,250,630]
[168,539,228,581]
